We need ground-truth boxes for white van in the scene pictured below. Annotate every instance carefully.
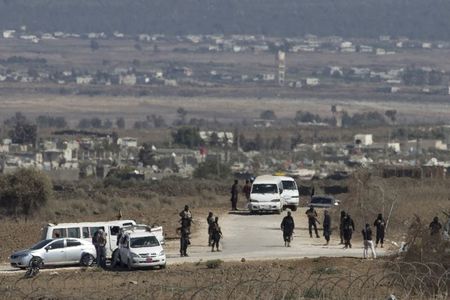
[248,175,285,214]
[117,225,166,269]
[278,176,300,211]
[41,220,165,259]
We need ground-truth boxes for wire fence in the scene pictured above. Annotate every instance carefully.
[1,261,448,300]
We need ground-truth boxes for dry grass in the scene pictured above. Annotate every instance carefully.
[1,257,448,299]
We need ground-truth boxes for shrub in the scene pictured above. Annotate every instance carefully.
[0,168,53,215]
[206,259,223,269]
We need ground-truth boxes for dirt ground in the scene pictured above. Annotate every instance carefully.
[1,257,447,300]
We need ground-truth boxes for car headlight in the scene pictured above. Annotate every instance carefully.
[130,252,140,258]
[159,250,165,256]
[271,199,280,202]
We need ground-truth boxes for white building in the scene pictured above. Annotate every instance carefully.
[305,78,320,86]
[354,134,373,146]
[3,30,15,39]
[117,137,138,148]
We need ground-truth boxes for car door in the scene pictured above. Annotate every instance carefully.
[43,239,66,265]
[65,239,83,263]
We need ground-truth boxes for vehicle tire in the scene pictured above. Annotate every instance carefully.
[80,254,95,267]
[291,206,297,212]
[277,209,282,214]
[160,263,166,270]
[127,259,133,271]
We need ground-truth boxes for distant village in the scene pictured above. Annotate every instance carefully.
[1,29,450,96]
[2,125,450,183]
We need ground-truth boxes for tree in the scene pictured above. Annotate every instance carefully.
[172,126,202,148]
[5,113,37,145]
[151,115,166,128]
[193,159,231,179]
[254,133,264,151]
[385,110,397,125]
[0,168,53,216]
[209,132,220,147]
[103,119,113,129]
[260,110,277,120]
[174,107,188,125]
[116,117,125,129]
[90,117,102,128]
[90,39,99,51]
[138,143,156,167]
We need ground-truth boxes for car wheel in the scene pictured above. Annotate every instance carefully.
[80,254,94,267]
[291,206,297,212]
[127,259,133,271]
[160,263,166,269]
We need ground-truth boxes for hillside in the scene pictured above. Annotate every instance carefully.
[0,0,450,40]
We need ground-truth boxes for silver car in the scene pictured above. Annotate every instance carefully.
[10,238,96,269]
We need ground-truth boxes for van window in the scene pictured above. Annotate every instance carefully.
[252,184,278,194]
[282,181,297,190]
[67,239,82,247]
[110,226,120,236]
[41,227,49,240]
[82,227,90,238]
[67,228,80,238]
[90,227,105,237]
[52,228,67,238]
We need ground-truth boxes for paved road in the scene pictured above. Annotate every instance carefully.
[0,208,385,273]
[165,208,385,264]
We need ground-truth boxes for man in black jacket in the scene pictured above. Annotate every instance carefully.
[281,211,295,247]
[305,205,320,238]
[373,213,386,248]
[323,210,331,246]
[343,213,355,249]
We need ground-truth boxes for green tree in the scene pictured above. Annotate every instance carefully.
[260,110,277,120]
[193,159,231,179]
[172,126,201,148]
[116,117,125,129]
[138,143,156,167]
[0,168,53,216]
[90,39,99,51]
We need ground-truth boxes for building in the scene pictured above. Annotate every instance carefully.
[276,51,286,86]
[354,134,373,146]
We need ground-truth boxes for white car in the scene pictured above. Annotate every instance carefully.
[10,238,96,269]
[249,175,285,214]
[279,176,300,211]
[117,227,166,270]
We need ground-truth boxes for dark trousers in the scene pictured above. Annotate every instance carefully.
[376,231,385,245]
[324,230,331,242]
[231,199,237,210]
[339,227,344,243]
[343,230,353,248]
[96,246,106,267]
[308,220,319,237]
[283,231,293,242]
[211,237,220,250]
[180,237,189,256]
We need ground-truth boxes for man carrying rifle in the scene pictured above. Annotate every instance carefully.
[305,205,320,238]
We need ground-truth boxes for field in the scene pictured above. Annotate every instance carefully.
[1,257,448,299]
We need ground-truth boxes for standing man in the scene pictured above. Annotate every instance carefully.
[177,226,190,257]
[97,229,107,268]
[429,216,442,236]
[230,179,239,210]
[362,223,376,259]
[211,217,223,252]
[242,180,252,202]
[305,205,320,238]
[343,213,355,249]
[281,210,295,247]
[323,210,331,246]
[207,212,215,246]
[179,205,193,233]
[339,211,346,245]
[373,213,386,248]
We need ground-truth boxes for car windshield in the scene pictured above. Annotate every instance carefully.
[252,184,278,194]
[130,236,159,248]
[282,181,297,190]
[30,239,53,250]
